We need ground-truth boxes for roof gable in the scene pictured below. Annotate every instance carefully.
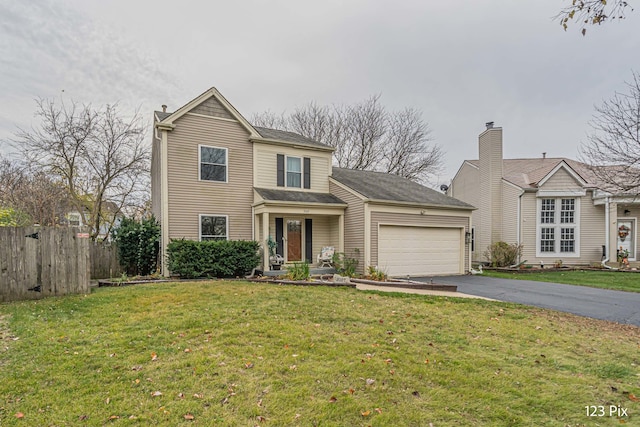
[537,160,588,188]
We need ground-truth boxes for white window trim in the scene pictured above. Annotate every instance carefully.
[199,214,229,241]
[535,197,581,258]
[285,155,302,188]
[198,144,228,183]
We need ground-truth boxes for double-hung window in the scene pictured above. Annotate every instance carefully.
[537,197,579,257]
[286,156,302,188]
[200,145,227,182]
[200,215,228,241]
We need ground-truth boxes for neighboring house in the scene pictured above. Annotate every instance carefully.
[151,87,474,277]
[448,122,639,266]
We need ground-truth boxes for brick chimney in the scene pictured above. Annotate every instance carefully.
[478,122,503,247]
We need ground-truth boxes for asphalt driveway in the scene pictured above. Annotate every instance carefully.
[412,275,640,327]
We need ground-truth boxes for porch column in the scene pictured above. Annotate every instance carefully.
[608,201,617,262]
[338,213,345,253]
[262,211,270,271]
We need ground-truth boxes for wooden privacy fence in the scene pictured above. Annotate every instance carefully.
[90,242,122,279]
[0,226,90,302]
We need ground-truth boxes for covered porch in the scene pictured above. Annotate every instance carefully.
[594,192,640,265]
[253,188,347,272]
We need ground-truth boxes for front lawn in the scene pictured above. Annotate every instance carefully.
[0,281,638,426]
[483,269,640,293]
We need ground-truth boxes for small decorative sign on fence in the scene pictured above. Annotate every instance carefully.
[77,232,90,238]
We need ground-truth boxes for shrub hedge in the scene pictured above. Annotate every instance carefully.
[166,239,260,279]
[111,216,160,276]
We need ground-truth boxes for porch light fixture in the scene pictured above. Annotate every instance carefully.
[624,209,630,216]
[465,231,472,244]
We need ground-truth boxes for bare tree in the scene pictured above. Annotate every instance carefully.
[579,70,640,193]
[251,95,442,184]
[0,157,68,226]
[12,99,150,239]
[556,0,634,35]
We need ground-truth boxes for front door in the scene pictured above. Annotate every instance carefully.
[617,218,636,261]
[286,219,302,262]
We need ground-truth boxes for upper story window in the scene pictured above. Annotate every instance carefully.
[560,198,575,223]
[287,156,302,188]
[277,154,311,189]
[540,199,555,223]
[200,214,228,241]
[200,145,227,182]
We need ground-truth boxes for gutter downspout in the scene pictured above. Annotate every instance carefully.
[601,196,615,270]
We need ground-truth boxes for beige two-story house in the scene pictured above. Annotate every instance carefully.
[152,88,474,277]
[448,122,640,266]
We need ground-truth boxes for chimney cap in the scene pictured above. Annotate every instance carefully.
[162,104,167,113]
[485,121,494,129]
[542,152,546,159]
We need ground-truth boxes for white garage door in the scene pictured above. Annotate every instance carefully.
[378,226,462,276]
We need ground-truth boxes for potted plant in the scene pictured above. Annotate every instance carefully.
[266,236,284,270]
[617,246,630,268]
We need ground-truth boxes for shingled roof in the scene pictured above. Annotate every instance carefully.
[331,167,474,209]
[253,127,332,150]
[254,188,346,205]
[466,157,598,189]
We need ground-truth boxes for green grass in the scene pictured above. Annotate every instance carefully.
[483,269,640,293]
[0,281,639,426]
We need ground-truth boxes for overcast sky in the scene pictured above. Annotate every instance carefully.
[1,0,639,186]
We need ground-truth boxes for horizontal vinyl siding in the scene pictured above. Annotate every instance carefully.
[450,163,481,261]
[167,114,253,241]
[501,182,521,245]
[521,192,604,265]
[255,143,331,192]
[539,168,582,190]
[581,192,605,262]
[370,211,469,272]
[329,182,365,274]
[189,97,234,120]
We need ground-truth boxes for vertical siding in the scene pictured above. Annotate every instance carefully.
[501,182,521,245]
[370,211,470,272]
[329,182,365,273]
[167,114,254,241]
[255,143,331,192]
[449,162,481,261]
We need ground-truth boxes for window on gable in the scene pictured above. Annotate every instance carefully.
[286,156,302,188]
[200,146,227,182]
[200,215,228,241]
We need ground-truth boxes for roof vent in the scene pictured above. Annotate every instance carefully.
[485,121,494,129]
[162,104,167,113]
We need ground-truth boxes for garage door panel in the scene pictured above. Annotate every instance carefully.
[378,226,461,276]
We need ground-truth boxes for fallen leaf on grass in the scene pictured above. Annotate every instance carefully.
[375,408,382,414]
[131,365,143,371]
[79,415,88,421]
[329,396,338,403]
[257,415,266,422]
[15,412,24,419]
[184,413,195,420]
[361,410,371,417]
[349,388,355,395]
[108,415,119,420]
[193,393,203,399]
[366,378,375,385]
[245,362,254,369]
[151,391,163,397]
[184,348,192,353]
[629,393,639,402]
[151,352,158,361]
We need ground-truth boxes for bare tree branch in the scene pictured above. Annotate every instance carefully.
[556,0,633,35]
[251,95,443,184]
[579,70,640,193]
[11,99,150,239]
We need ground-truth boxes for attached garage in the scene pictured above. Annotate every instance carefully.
[378,225,463,276]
